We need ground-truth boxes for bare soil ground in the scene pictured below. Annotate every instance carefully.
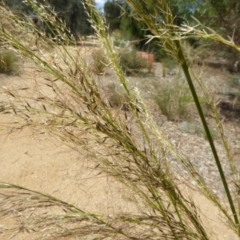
[0,46,239,239]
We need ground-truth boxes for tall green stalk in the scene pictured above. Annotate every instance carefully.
[174,40,239,227]
[124,0,239,230]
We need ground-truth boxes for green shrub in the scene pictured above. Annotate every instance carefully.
[161,57,178,77]
[113,38,128,48]
[151,77,193,121]
[148,39,168,62]
[111,30,130,48]
[161,57,178,70]
[118,49,150,76]
[0,50,20,75]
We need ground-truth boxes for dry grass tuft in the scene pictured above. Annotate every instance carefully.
[0,50,20,75]
[91,47,110,74]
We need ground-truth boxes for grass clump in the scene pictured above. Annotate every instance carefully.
[161,57,178,77]
[112,30,129,48]
[118,49,150,76]
[105,82,131,110]
[91,48,109,74]
[0,50,19,75]
[151,77,193,121]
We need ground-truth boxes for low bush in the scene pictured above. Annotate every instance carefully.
[105,83,131,110]
[0,50,20,75]
[151,77,193,121]
[118,49,150,76]
[161,57,178,77]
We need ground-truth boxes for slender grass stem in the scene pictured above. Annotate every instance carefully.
[174,39,239,228]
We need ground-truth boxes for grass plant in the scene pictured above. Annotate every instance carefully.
[0,0,240,239]
[105,82,131,110]
[151,77,193,121]
[91,47,110,74]
[118,48,150,76]
[161,57,178,75]
[0,50,20,75]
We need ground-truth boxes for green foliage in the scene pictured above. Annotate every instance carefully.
[104,0,121,32]
[117,2,168,61]
[161,57,178,77]
[3,0,94,38]
[151,77,193,120]
[113,38,126,48]
[171,0,240,60]
[149,39,168,62]
[120,10,144,41]
[118,49,150,76]
[0,50,19,75]
[161,57,178,70]
[125,0,240,230]
[108,0,200,59]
